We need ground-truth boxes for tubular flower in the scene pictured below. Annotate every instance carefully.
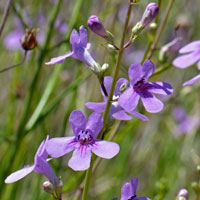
[118,60,173,113]
[46,110,119,171]
[173,41,200,86]
[121,178,151,200]
[5,136,59,186]
[86,76,149,121]
[45,25,97,69]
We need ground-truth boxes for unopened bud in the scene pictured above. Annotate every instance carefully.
[140,3,159,27]
[88,15,107,38]
[159,37,182,63]
[177,188,188,200]
[107,44,116,50]
[43,181,54,194]
[21,28,38,51]
[102,63,109,72]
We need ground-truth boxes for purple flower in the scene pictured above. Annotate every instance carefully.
[121,178,150,200]
[5,136,59,185]
[177,188,188,200]
[173,41,200,86]
[173,41,200,69]
[88,15,107,38]
[86,76,149,121]
[45,26,97,69]
[46,110,119,171]
[140,3,159,27]
[118,60,173,113]
[173,107,199,136]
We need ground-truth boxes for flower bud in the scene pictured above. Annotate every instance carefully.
[88,15,107,38]
[21,28,38,51]
[177,188,188,200]
[101,63,109,72]
[43,181,54,194]
[140,3,159,27]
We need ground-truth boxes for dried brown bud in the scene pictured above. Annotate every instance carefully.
[21,28,38,51]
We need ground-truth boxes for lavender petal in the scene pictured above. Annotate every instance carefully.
[91,140,119,159]
[68,148,91,171]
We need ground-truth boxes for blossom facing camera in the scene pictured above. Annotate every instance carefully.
[21,28,38,51]
[86,76,149,121]
[140,3,159,27]
[120,178,151,200]
[118,60,173,113]
[46,110,120,171]
[173,40,200,86]
[45,26,97,70]
[5,136,59,186]
[88,15,107,38]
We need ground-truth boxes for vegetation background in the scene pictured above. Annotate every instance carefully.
[0,0,200,199]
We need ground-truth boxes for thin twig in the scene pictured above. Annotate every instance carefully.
[0,0,13,38]
[147,0,175,59]
[0,51,27,73]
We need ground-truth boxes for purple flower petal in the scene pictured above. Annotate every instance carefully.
[112,110,132,120]
[92,140,119,159]
[5,165,34,183]
[85,102,106,113]
[115,78,129,96]
[197,61,200,70]
[103,76,113,96]
[46,136,75,158]
[142,60,155,80]
[3,30,23,50]
[69,110,87,139]
[148,81,173,95]
[86,112,103,139]
[135,197,151,200]
[141,94,163,113]
[179,41,200,53]
[34,157,58,184]
[68,147,91,171]
[130,178,138,196]
[183,74,200,86]
[70,29,80,46]
[121,182,133,200]
[79,25,87,48]
[173,52,200,68]
[35,136,49,160]
[45,51,73,65]
[128,110,149,121]
[72,48,96,68]
[118,87,140,111]
[128,63,143,85]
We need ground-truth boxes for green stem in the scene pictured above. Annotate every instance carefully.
[147,0,175,59]
[151,64,172,77]
[102,2,133,132]
[82,154,95,200]
[81,3,133,200]
[17,0,62,139]
[141,40,152,64]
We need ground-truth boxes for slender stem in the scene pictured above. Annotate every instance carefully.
[0,0,13,38]
[0,50,27,73]
[12,4,28,29]
[155,0,162,24]
[82,154,95,200]
[102,2,133,131]
[141,40,152,64]
[147,0,175,59]
[17,0,62,139]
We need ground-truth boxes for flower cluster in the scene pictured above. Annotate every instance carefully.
[4,2,180,200]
